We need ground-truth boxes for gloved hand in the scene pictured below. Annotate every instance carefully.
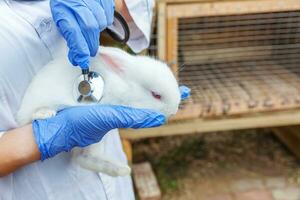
[32,105,165,160]
[50,0,115,69]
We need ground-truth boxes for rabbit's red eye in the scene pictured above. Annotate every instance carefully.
[151,91,161,100]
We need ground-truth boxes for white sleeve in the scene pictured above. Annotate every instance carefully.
[109,0,155,53]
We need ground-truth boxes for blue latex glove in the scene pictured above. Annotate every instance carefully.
[32,105,165,160]
[50,0,115,68]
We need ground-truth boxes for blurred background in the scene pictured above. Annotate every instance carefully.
[104,0,300,199]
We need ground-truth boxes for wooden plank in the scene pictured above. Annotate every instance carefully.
[120,110,300,140]
[167,17,178,73]
[167,0,300,18]
[273,126,300,158]
[157,2,167,61]
[132,162,162,200]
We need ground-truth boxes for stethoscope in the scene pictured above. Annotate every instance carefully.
[74,11,130,103]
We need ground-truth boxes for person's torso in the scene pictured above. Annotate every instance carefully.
[0,1,134,199]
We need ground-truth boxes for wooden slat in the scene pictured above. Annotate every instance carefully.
[272,126,300,158]
[167,17,178,73]
[157,2,167,60]
[167,0,300,18]
[120,110,300,140]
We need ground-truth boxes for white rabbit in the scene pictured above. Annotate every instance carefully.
[16,46,181,177]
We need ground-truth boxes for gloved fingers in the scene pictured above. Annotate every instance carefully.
[55,8,90,68]
[57,105,166,129]
[179,85,191,100]
[110,106,166,129]
[90,105,166,130]
[83,0,112,30]
[72,5,102,57]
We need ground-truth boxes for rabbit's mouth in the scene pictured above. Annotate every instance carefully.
[163,106,179,118]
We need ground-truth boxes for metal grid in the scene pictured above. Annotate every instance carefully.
[149,10,300,119]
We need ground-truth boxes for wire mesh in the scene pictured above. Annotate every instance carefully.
[149,10,300,119]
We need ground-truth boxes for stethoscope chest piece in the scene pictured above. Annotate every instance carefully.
[74,70,104,103]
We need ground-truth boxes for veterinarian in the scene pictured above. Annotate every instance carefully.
[0,0,190,199]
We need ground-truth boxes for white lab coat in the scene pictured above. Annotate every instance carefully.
[0,0,154,199]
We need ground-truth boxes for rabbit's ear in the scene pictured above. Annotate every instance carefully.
[99,48,132,74]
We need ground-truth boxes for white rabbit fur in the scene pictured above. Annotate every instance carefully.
[16,46,180,176]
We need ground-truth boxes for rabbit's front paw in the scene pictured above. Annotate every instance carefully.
[32,107,57,120]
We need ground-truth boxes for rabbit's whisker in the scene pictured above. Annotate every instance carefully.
[177,63,186,72]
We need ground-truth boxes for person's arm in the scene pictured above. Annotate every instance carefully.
[0,105,165,177]
[0,125,40,176]
[0,85,191,177]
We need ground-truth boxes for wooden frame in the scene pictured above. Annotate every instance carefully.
[163,0,300,120]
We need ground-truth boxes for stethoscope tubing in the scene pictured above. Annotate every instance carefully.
[105,11,130,44]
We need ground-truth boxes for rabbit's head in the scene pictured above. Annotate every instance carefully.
[91,47,181,117]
